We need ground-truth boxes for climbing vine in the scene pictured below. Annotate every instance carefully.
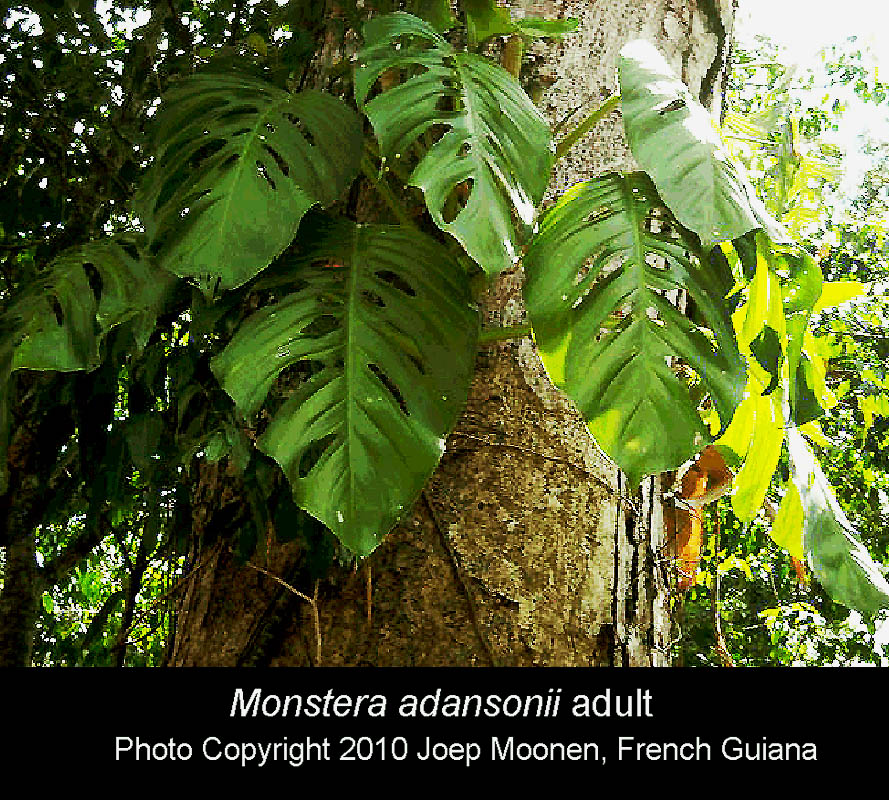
[2,0,886,666]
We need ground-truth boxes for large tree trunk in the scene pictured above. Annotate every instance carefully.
[168,0,735,667]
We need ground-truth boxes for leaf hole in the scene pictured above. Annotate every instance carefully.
[485,132,510,167]
[645,252,669,271]
[407,353,427,376]
[573,263,590,287]
[255,159,276,190]
[374,269,416,297]
[262,144,290,178]
[586,206,613,226]
[217,105,259,121]
[657,98,686,115]
[50,295,64,326]
[297,433,337,478]
[361,290,386,309]
[188,138,227,169]
[118,242,139,260]
[435,92,455,112]
[283,113,315,147]
[82,261,103,304]
[442,179,473,224]
[301,314,338,339]
[368,363,409,416]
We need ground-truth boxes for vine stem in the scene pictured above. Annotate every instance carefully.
[710,510,735,667]
[239,556,322,666]
[477,323,533,343]
[422,490,499,667]
[360,152,416,229]
[555,94,621,162]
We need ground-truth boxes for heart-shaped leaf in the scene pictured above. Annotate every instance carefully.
[212,216,478,555]
[136,73,362,295]
[524,172,746,485]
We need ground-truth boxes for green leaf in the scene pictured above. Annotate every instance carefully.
[770,480,804,560]
[512,17,578,39]
[124,412,165,474]
[410,0,456,32]
[793,354,828,425]
[787,428,889,616]
[812,280,867,313]
[212,217,478,555]
[4,237,171,373]
[618,40,787,248]
[0,237,173,494]
[523,172,746,485]
[729,390,783,522]
[460,0,513,45]
[749,325,782,395]
[355,12,552,275]
[459,1,577,44]
[780,246,823,315]
[861,393,889,431]
[136,73,362,295]
[202,431,230,462]
[41,592,54,614]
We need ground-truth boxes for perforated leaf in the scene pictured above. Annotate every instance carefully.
[619,40,787,248]
[2,237,173,374]
[524,172,746,486]
[136,73,362,295]
[355,12,552,275]
[212,217,477,555]
[0,237,174,492]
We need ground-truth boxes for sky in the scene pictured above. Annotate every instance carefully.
[736,0,887,74]
[735,0,889,199]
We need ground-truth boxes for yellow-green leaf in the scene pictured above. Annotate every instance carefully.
[770,481,804,560]
[812,281,868,313]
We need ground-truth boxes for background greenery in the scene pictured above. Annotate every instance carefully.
[678,35,889,665]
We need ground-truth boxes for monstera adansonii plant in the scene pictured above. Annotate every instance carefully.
[2,16,886,614]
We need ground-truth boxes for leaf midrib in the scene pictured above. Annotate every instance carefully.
[345,225,361,528]
[213,87,295,258]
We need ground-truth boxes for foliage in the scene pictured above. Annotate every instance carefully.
[524,171,744,486]
[678,35,889,665]
[212,216,478,555]
[1,0,885,665]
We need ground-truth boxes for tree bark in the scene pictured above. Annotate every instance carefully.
[0,375,76,667]
[168,0,736,667]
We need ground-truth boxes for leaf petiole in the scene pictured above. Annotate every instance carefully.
[555,94,621,161]
[478,323,533,344]
[360,153,416,229]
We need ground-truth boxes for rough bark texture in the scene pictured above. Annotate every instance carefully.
[169,0,735,668]
[0,375,76,667]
